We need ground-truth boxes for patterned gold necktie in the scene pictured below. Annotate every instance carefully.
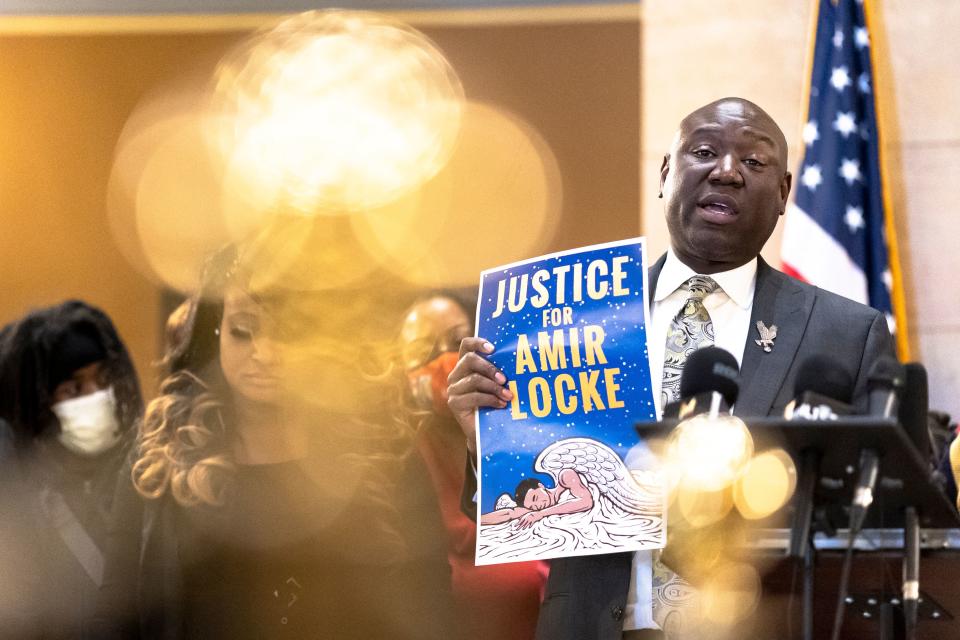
[654,275,720,637]
[660,275,720,410]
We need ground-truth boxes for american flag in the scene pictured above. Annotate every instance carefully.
[781,0,908,356]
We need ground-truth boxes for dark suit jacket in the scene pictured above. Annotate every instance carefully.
[466,254,896,640]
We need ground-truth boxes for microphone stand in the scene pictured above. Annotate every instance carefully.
[830,449,880,640]
[788,448,820,640]
[903,506,919,640]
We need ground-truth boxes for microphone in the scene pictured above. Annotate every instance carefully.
[898,363,930,462]
[662,346,740,420]
[867,356,905,418]
[895,364,927,637]
[848,358,905,534]
[784,355,855,421]
[783,355,854,559]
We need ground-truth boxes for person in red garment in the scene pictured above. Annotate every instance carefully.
[400,293,548,640]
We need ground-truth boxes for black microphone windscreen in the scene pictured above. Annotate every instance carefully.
[678,346,740,406]
[898,363,929,459]
[867,356,905,391]
[867,356,905,418]
[793,354,855,404]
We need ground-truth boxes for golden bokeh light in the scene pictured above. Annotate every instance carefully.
[666,414,754,492]
[733,448,798,520]
[108,9,473,293]
[107,83,233,293]
[134,118,232,293]
[676,485,734,530]
[239,214,383,293]
[351,101,562,287]
[699,561,762,629]
[212,9,464,214]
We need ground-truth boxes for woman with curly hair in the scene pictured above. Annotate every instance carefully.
[97,245,456,640]
[0,300,143,638]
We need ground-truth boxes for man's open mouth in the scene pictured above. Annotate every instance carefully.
[697,194,740,217]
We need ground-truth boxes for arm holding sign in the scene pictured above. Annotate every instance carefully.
[447,336,510,520]
[446,337,512,456]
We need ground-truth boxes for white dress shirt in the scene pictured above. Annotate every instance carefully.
[622,249,758,631]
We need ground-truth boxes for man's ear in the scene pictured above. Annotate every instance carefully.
[659,153,670,197]
[780,171,793,213]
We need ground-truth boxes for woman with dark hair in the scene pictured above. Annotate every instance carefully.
[99,245,457,640]
[0,300,143,638]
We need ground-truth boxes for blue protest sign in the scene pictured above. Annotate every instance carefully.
[474,238,665,565]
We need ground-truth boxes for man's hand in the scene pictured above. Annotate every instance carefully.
[446,337,513,455]
[517,510,545,530]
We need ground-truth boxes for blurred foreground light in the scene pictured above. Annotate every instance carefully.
[107,83,232,292]
[676,485,733,529]
[238,214,383,293]
[733,448,797,520]
[351,102,562,287]
[699,561,761,628]
[213,9,464,214]
[667,414,753,492]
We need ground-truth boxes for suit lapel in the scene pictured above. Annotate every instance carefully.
[647,253,667,306]
[734,258,814,417]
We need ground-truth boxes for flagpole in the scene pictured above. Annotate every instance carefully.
[783,0,819,276]
[863,0,912,360]
[796,0,821,135]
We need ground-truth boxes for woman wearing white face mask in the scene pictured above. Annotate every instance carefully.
[0,300,143,639]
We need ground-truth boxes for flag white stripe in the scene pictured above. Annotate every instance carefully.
[781,202,868,304]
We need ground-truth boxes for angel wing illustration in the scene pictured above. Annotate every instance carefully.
[494,493,517,510]
[534,437,662,516]
[477,437,666,563]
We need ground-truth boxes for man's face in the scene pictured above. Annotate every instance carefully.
[660,100,792,273]
[522,484,554,511]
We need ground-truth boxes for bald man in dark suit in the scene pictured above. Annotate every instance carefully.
[447,98,894,639]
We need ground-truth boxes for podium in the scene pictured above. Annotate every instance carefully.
[635,416,960,639]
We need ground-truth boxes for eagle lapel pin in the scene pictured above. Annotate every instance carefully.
[755,320,777,353]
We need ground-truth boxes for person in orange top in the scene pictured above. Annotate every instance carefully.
[400,293,549,640]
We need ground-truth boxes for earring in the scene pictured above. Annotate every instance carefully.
[658,193,663,199]
[214,327,221,336]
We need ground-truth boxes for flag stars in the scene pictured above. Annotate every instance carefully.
[801,164,823,190]
[803,120,820,146]
[882,269,893,290]
[831,66,852,91]
[833,111,858,138]
[858,72,871,94]
[839,158,863,185]
[854,27,870,49]
[844,206,865,233]
[833,28,844,48]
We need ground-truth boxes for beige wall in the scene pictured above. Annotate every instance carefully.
[5,3,955,417]
[641,0,960,421]
[0,10,639,394]
[0,32,257,392]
